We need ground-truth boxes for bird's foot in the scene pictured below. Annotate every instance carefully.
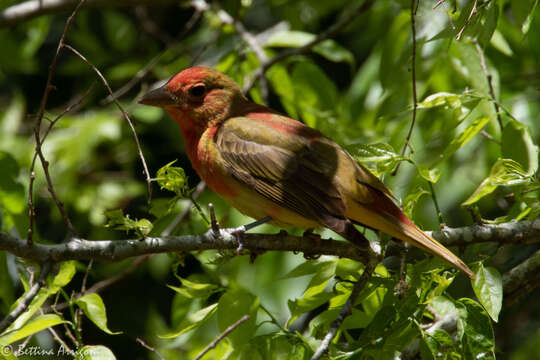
[303,229,322,246]
[229,217,273,254]
[230,226,247,254]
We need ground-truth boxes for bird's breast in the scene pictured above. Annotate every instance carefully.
[194,126,239,197]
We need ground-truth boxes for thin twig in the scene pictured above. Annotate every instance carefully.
[474,40,504,131]
[194,315,250,360]
[393,0,418,176]
[480,129,500,144]
[27,0,85,244]
[456,0,478,40]
[136,337,165,360]
[49,255,149,312]
[102,5,203,104]
[47,325,73,355]
[311,258,376,360]
[242,0,374,93]
[62,44,153,202]
[209,1,270,104]
[0,262,52,334]
[208,203,220,236]
[428,182,445,226]
[81,259,93,292]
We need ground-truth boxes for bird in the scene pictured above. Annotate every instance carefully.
[139,66,474,279]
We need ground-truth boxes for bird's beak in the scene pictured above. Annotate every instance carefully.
[139,86,177,107]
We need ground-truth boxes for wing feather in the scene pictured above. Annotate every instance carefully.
[215,117,346,223]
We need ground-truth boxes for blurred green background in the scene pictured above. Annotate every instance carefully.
[0,0,539,358]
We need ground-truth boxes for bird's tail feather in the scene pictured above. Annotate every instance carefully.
[347,199,474,279]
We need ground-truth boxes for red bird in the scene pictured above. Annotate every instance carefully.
[139,66,474,279]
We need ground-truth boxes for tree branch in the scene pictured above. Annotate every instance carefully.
[0,229,369,264]
[0,0,178,27]
[1,220,538,265]
[0,262,52,334]
[242,0,374,93]
[194,315,250,360]
[503,247,540,307]
[312,254,377,360]
[427,219,540,246]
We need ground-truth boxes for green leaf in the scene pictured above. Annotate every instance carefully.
[217,288,259,347]
[75,345,116,360]
[380,11,410,89]
[103,11,136,51]
[456,298,495,357]
[477,1,499,47]
[21,16,52,58]
[291,61,338,129]
[511,0,539,34]
[403,186,430,219]
[266,30,314,48]
[282,260,334,279]
[0,314,66,345]
[490,30,513,56]
[155,160,189,197]
[131,105,164,124]
[462,158,531,206]
[4,262,76,334]
[0,151,25,216]
[168,277,220,299]
[442,116,490,161]
[75,293,121,335]
[420,329,459,360]
[288,291,335,327]
[416,164,441,184]
[349,142,402,162]
[0,252,14,313]
[450,42,490,94]
[418,92,480,123]
[160,303,218,338]
[472,264,502,322]
[266,30,354,65]
[267,64,298,119]
[104,209,153,236]
[502,119,539,176]
[348,142,408,175]
[48,261,77,293]
[0,91,25,135]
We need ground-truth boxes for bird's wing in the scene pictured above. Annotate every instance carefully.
[214,115,347,224]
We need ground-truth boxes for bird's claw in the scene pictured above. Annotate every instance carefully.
[303,229,322,246]
[230,226,247,254]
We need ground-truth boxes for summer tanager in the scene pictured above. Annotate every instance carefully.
[140,66,474,279]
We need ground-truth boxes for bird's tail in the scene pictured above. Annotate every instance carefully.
[347,197,475,279]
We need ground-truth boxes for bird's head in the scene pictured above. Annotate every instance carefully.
[139,66,246,129]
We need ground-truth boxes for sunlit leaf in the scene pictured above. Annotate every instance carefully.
[168,277,220,299]
[472,263,503,322]
[502,119,539,176]
[456,298,495,357]
[75,293,122,335]
[442,116,490,161]
[463,158,531,206]
[75,345,116,360]
[0,314,66,345]
[155,160,189,197]
[160,303,218,338]
[266,30,354,65]
[104,209,153,236]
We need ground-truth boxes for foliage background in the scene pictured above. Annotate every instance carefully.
[0,0,539,358]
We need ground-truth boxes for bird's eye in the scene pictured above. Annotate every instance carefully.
[189,84,206,98]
